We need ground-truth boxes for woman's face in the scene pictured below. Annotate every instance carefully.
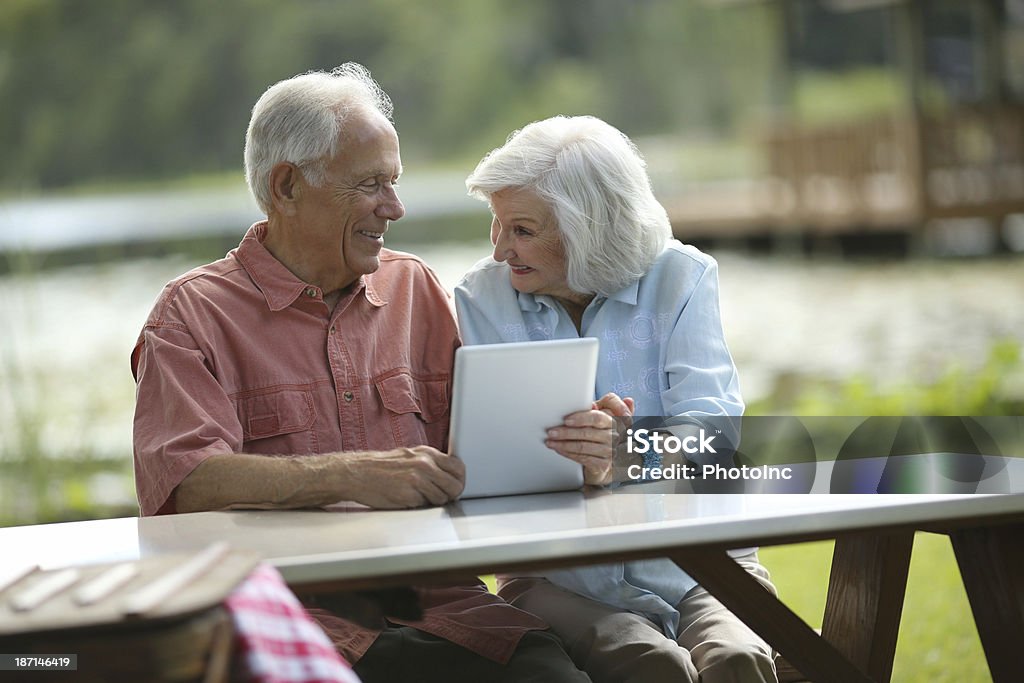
[489,187,575,301]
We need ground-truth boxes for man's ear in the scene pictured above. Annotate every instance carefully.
[269,162,302,216]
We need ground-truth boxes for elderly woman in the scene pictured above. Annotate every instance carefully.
[454,116,777,683]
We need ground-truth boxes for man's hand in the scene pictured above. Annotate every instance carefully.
[340,446,465,508]
[545,393,635,486]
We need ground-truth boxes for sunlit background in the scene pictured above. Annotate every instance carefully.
[1,3,1023,677]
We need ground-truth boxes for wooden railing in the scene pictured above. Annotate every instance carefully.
[762,104,1024,232]
[922,104,1024,219]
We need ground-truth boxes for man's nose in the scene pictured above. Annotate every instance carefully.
[377,184,405,221]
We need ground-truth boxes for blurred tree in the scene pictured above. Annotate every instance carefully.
[0,0,776,191]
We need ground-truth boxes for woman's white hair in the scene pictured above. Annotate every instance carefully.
[244,63,393,215]
[466,115,671,296]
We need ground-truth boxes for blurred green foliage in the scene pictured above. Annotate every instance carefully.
[0,0,779,193]
[754,339,1024,416]
[3,0,1012,195]
[794,68,905,125]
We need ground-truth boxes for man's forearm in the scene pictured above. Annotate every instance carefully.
[174,452,350,513]
[175,445,465,512]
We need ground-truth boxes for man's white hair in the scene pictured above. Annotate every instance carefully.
[244,63,393,215]
[466,115,671,296]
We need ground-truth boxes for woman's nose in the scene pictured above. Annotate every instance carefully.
[491,226,513,262]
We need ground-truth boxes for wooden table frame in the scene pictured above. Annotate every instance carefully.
[669,518,1024,683]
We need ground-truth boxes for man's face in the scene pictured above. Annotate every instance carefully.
[294,109,404,290]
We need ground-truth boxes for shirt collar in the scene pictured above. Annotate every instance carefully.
[606,277,640,305]
[236,221,386,311]
[516,291,545,313]
[514,276,640,313]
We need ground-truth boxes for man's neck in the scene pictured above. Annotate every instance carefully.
[263,217,356,299]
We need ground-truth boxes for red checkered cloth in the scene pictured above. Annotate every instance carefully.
[225,563,361,683]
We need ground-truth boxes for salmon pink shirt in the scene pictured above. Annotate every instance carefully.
[132,222,545,663]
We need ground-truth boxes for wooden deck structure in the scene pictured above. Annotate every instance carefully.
[679,0,1024,248]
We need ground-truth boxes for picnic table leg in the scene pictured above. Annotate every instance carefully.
[667,548,874,683]
[820,531,914,683]
[949,522,1024,683]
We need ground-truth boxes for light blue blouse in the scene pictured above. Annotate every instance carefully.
[454,240,749,637]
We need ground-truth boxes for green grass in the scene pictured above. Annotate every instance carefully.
[762,533,988,683]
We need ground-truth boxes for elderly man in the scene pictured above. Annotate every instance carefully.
[131,64,588,683]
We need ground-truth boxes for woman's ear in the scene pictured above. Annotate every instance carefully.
[269,162,301,216]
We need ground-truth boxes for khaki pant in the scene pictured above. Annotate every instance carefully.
[498,561,777,683]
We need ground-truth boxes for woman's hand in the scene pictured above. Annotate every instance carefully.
[546,392,635,486]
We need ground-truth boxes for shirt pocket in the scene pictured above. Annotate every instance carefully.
[375,372,449,449]
[233,386,319,455]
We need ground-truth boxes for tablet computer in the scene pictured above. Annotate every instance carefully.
[449,337,599,499]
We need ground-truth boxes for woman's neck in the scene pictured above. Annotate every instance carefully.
[554,292,595,334]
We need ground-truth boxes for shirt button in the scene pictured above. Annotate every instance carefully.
[329,326,336,334]
[343,391,354,402]
[305,287,317,298]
